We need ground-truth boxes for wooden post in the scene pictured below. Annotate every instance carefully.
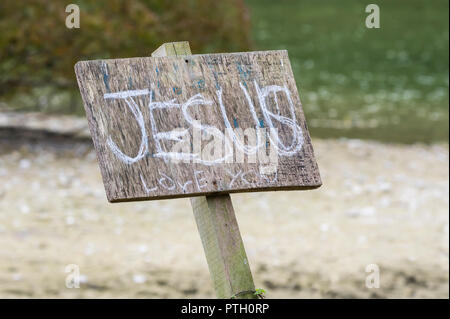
[190,195,257,299]
[151,42,257,299]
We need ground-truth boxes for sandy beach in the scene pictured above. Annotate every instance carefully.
[0,122,448,298]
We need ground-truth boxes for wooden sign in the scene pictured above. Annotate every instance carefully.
[75,50,321,202]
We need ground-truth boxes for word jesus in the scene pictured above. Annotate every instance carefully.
[103,80,304,166]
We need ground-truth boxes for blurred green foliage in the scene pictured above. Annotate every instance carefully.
[0,0,250,113]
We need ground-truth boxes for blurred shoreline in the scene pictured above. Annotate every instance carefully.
[1,111,448,147]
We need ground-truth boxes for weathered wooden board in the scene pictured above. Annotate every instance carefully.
[75,50,321,202]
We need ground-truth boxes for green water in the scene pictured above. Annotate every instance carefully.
[246,0,449,143]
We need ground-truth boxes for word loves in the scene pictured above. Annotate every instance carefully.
[141,167,278,196]
[75,50,321,201]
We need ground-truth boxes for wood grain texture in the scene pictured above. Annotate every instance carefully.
[151,41,192,57]
[191,194,256,299]
[75,50,321,202]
